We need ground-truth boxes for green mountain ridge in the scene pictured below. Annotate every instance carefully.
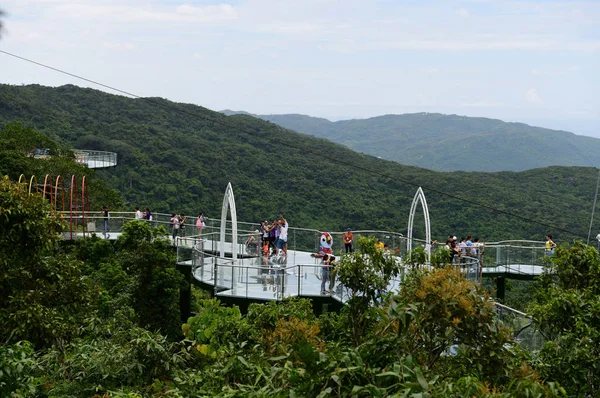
[221,110,600,172]
[1,83,599,242]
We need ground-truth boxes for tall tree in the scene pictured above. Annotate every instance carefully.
[0,176,93,347]
[529,242,600,396]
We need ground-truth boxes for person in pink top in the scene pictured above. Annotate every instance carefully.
[195,212,205,236]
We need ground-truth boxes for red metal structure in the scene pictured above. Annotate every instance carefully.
[17,174,90,240]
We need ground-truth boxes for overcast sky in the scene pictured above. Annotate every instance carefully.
[1,0,598,136]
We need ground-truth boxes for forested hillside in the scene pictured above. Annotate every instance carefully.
[1,83,599,242]
[222,110,600,172]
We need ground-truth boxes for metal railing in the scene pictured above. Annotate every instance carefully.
[483,240,547,276]
[60,212,548,281]
[493,302,544,351]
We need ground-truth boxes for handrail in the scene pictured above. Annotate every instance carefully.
[493,301,531,318]
[486,240,544,246]
[60,211,551,270]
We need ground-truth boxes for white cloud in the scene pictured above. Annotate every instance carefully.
[526,88,542,103]
[175,4,238,22]
[457,8,470,18]
[51,2,238,23]
[459,100,504,107]
[103,42,135,51]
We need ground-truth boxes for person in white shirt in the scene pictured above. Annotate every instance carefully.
[276,216,288,255]
[134,207,143,220]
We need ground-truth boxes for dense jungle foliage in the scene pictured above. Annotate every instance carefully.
[1,146,599,396]
[1,84,600,243]
[224,110,600,172]
[7,173,600,397]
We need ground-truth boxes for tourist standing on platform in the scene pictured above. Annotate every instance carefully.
[134,207,143,220]
[445,240,454,263]
[102,206,110,236]
[459,237,467,256]
[179,214,187,243]
[545,235,557,256]
[277,216,288,255]
[472,238,482,262]
[170,214,179,243]
[321,254,332,294]
[328,255,338,293]
[144,208,152,222]
[343,228,354,253]
[261,221,270,255]
[376,238,384,250]
[196,213,206,236]
[269,220,278,255]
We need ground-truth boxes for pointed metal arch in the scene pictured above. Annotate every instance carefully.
[28,175,37,196]
[407,187,432,258]
[70,175,76,240]
[54,175,64,211]
[43,174,51,202]
[220,182,238,260]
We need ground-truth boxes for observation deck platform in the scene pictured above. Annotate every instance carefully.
[64,212,551,288]
[74,150,117,168]
[58,212,547,348]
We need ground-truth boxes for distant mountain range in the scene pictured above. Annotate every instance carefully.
[221,110,600,172]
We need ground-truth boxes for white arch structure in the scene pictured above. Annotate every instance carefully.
[407,187,432,258]
[220,182,238,260]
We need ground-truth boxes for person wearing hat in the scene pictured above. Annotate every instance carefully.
[343,228,354,253]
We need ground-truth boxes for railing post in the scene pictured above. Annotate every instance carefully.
[213,257,218,296]
[280,267,285,300]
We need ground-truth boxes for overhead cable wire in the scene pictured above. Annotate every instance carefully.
[0,48,589,239]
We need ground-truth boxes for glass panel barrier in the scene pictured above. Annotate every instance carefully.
[494,302,544,351]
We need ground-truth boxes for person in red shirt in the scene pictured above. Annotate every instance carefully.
[343,228,354,253]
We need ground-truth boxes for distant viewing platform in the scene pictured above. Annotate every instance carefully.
[74,150,117,168]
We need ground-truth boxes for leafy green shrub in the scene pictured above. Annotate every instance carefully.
[0,341,39,397]
[247,298,315,331]
[39,325,187,397]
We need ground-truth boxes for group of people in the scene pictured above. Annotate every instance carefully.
[134,207,153,221]
[101,207,207,244]
[436,235,482,264]
[258,217,289,256]
[170,213,206,242]
[320,253,338,294]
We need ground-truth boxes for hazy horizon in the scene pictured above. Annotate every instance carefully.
[1,0,598,137]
